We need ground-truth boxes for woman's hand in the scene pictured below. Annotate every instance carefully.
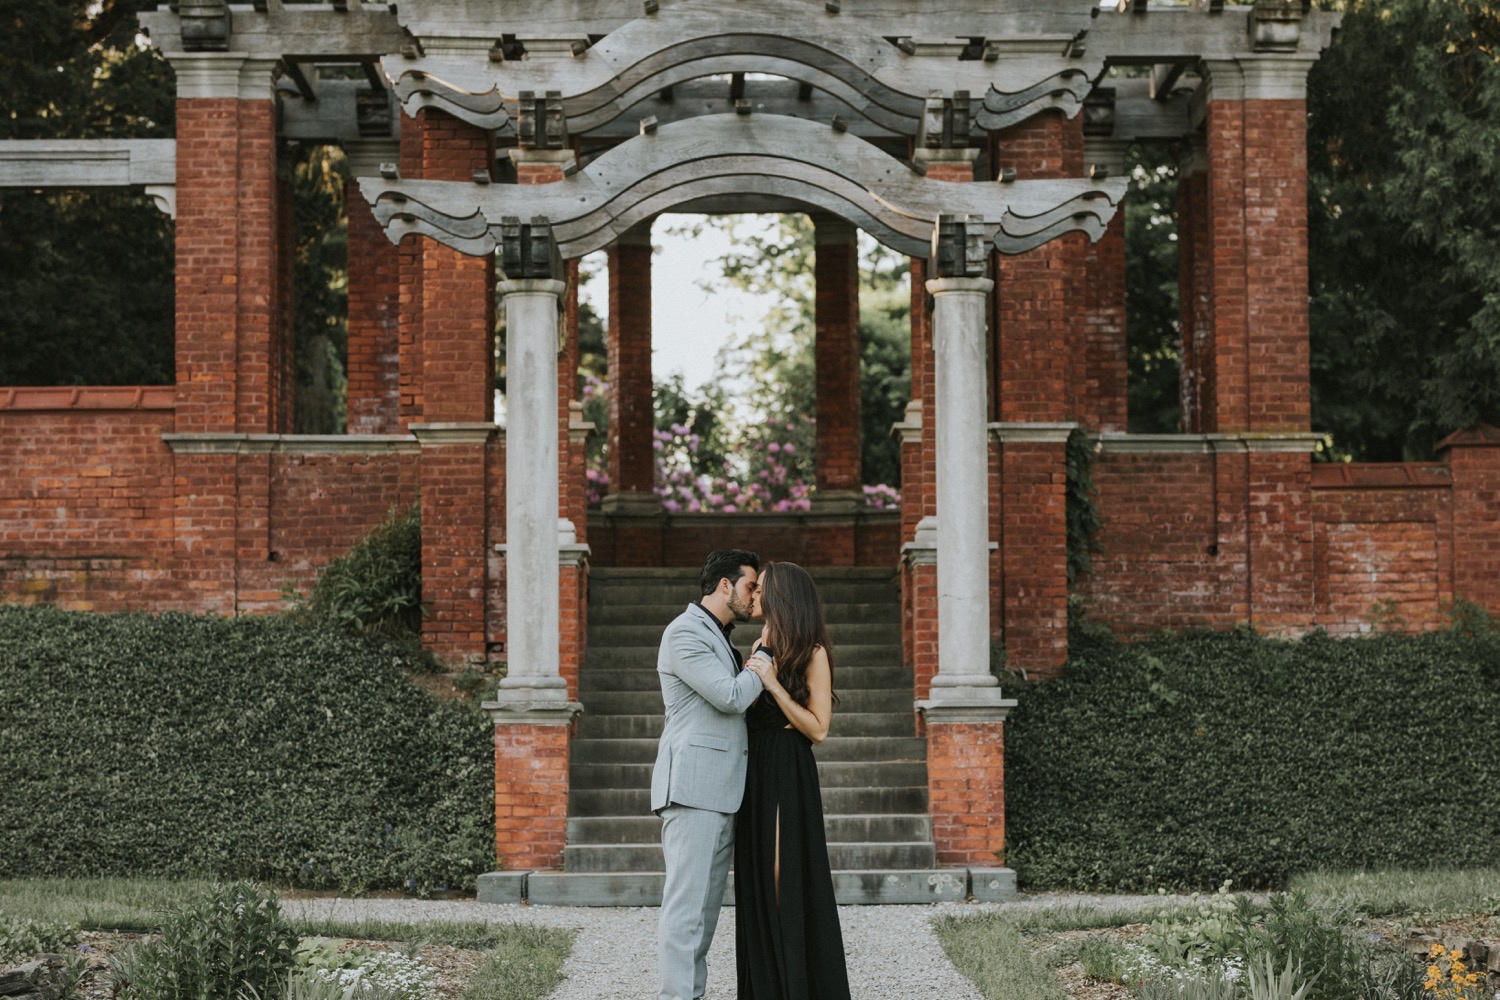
[746,650,780,692]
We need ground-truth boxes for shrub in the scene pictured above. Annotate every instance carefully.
[110,881,297,1000]
[289,501,423,639]
[0,911,78,964]
[0,608,493,893]
[1004,628,1500,891]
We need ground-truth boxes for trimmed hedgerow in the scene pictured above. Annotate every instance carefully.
[1004,626,1500,891]
[0,607,493,893]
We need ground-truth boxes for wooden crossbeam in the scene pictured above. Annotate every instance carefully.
[358,112,1125,260]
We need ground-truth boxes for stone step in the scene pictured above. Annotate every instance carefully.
[571,736,926,765]
[566,813,933,846]
[563,840,937,873]
[588,581,899,606]
[585,601,900,627]
[487,868,999,907]
[583,643,904,670]
[578,663,913,693]
[580,688,913,715]
[570,759,929,790]
[587,622,902,647]
[568,784,930,817]
[575,711,915,740]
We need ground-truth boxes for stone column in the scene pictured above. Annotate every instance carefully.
[919,245,1016,871]
[487,274,582,873]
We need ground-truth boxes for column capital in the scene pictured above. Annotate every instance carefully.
[925,275,994,297]
[410,422,498,445]
[169,53,278,100]
[484,696,583,725]
[497,278,568,298]
[917,694,1018,726]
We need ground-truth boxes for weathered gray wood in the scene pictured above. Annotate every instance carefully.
[140,4,403,59]
[0,140,175,187]
[279,78,401,143]
[360,113,1125,259]
[396,0,1096,43]
[1087,6,1337,62]
[385,4,1104,137]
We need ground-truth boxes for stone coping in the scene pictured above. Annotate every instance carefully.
[0,386,175,411]
[163,433,420,455]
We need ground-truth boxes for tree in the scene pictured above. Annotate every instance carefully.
[1123,147,1184,435]
[0,1,175,386]
[1306,0,1500,459]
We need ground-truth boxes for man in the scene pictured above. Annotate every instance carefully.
[652,548,765,1000]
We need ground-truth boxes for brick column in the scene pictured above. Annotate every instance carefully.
[1081,138,1130,434]
[1201,58,1320,631]
[809,214,863,563]
[1177,138,1212,433]
[990,111,1082,675]
[168,54,281,612]
[344,142,401,435]
[1440,425,1500,616]
[604,224,656,505]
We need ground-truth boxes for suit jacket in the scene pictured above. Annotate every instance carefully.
[649,603,765,815]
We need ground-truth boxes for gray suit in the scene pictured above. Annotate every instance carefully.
[652,602,764,1000]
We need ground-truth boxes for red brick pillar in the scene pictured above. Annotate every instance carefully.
[991,112,1082,676]
[1439,425,1500,617]
[344,143,401,435]
[404,110,496,666]
[1202,59,1320,632]
[492,721,574,871]
[600,223,663,569]
[1177,139,1212,433]
[809,214,863,563]
[169,54,282,612]
[1080,139,1130,434]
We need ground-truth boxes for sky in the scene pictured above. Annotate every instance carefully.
[577,216,777,392]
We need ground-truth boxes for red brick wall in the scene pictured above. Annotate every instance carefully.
[1444,430,1500,613]
[1080,216,1128,433]
[999,440,1069,675]
[589,513,900,568]
[493,722,572,870]
[926,721,1006,866]
[607,238,655,495]
[814,225,861,493]
[346,183,401,434]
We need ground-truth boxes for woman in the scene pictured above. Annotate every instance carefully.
[737,561,851,1000]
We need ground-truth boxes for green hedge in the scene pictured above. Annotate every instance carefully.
[1004,627,1500,891]
[0,608,494,893]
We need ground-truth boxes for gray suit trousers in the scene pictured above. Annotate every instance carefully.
[658,804,735,1000]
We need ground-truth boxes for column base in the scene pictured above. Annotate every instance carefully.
[924,713,1012,866]
[488,708,582,871]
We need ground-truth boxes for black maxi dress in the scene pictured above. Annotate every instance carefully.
[734,691,851,1000]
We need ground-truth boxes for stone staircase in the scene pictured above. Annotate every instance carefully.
[544,565,952,905]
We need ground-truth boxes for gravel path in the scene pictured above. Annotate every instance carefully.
[279,893,1172,1000]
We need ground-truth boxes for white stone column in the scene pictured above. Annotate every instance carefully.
[493,278,574,713]
[920,275,1012,715]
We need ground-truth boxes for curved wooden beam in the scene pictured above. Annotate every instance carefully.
[384,0,1104,136]
[359,113,1124,260]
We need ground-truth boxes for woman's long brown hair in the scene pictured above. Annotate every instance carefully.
[758,561,836,709]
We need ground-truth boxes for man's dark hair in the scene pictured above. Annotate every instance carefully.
[699,548,760,597]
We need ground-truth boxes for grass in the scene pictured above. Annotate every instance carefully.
[1287,867,1500,918]
[459,924,575,1000]
[0,877,214,931]
[933,912,1071,1000]
[1003,900,1168,934]
[0,878,577,999]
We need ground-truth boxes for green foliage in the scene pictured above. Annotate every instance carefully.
[931,913,1071,1000]
[0,608,494,893]
[1004,629,1500,891]
[1307,0,1500,459]
[109,882,298,1000]
[293,942,433,1000]
[1078,936,1133,984]
[290,145,350,435]
[1238,892,1368,1000]
[458,924,575,1000]
[1141,883,1251,967]
[1065,428,1103,586]
[1246,956,1312,1000]
[1124,147,1184,435]
[0,911,79,965]
[289,502,423,640]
